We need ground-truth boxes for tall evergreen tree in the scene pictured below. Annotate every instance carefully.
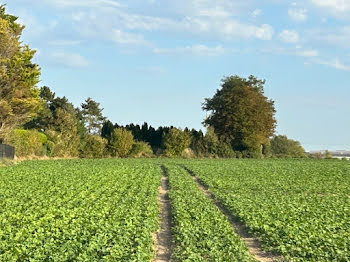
[81,97,105,134]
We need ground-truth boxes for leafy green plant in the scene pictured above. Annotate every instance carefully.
[185,159,350,261]
[166,164,255,261]
[0,159,160,261]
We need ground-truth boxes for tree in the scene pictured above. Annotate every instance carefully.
[81,97,105,134]
[163,128,191,157]
[203,75,276,155]
[0,6,42,142]
[101,120,114,140]
[108,128,134,157]
[45,108,80,157]
[270,135,305,158]
[24,86,56,131]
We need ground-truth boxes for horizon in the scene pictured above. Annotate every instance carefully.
[4,0,350,151]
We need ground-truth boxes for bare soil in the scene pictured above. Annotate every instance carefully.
[153,166,173,262]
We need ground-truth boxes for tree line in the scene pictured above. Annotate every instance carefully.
[0,5,306,159]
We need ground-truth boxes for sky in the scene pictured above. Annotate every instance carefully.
[3,0,350,151]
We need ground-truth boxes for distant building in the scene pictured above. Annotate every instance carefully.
[309,150,350,160]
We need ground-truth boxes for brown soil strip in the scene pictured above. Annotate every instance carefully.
[153,166,173,262]
[183,166,283,262]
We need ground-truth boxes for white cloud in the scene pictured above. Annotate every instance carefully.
[260,46,319,58]
[252,9,262,18]
[112,29,149,45]
[117,11,274,40]
[278,30,299,43]
[296,49,319,57]
[153,45,226,56]
[308,26,350,48]
[315,58,350,71]
[288,8,307,22]
[16,11,57,37]
[138,66,166,74]
[48,0,123,8]
[49,40,82,46]
[50,52,90,67]
[71,8,274,42]
[311,0,350,13]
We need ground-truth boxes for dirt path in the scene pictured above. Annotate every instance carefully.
[183,167,282,262]
[154,166,173,262]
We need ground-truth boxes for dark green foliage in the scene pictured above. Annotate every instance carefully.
[101,120,114,140]
[270,135,305,158]
[203,75,276,155]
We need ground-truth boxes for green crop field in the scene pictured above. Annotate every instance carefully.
[0,159,349,261]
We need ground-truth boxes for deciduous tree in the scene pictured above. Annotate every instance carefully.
[203,75,276,155]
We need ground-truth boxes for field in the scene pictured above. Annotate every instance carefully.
[0,159,349,261]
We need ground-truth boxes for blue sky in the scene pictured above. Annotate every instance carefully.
[4,0,350,150]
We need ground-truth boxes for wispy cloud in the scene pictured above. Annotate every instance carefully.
[112,30,149,45]
[311,0,350,13]
[50,52,90,68]
[252,9,262,18]
[308,26,350,48]
[278,30,299,43]
[48,0,124,8]
[68,3,274,42]
[314,58,350,71]
[49,40,82,46]
[288,8,307,22]
[296,49,319,57]
[153,45,226,56]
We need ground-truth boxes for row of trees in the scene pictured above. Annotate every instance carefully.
[0,5,306,159]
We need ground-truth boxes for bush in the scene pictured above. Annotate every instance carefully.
[216,142,236,158]
[129,141,153,158]
[7,129,47,157]
[108,128,134,158]
[163,128,192,157]
[80,135,107,158]
[45,129,79,158]
[235,151,243,159]
[270,135,305,158]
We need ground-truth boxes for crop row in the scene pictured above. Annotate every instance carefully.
[165,164,255,261]
[0,159,160,261]
[185,159,350,261]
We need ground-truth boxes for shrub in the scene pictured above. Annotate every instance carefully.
[270,135,305,158]
[163,128,192,157]
[7,129,47,157]
[108,128,134,157]
[80,135,107,158]
[129,141,153,158]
